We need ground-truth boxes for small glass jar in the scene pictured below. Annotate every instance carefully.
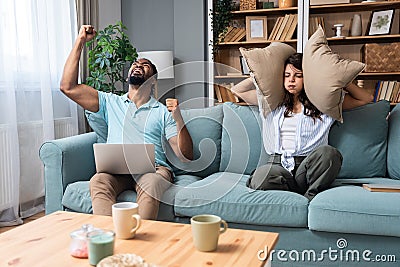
[70,224,94,258]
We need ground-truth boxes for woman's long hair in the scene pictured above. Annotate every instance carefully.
[280,53,322,121]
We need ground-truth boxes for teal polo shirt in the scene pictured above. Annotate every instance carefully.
[95,91,177,169]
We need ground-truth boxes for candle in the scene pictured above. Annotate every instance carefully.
[70,224,94,259]
[87,230,115,266]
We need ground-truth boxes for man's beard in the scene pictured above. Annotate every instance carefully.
[129,75,145,86]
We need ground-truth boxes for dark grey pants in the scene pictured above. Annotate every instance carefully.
[246,145,343,200]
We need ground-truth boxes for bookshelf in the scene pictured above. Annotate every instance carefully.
[210,2,300,105]
[208,0,400,107]
[305,0,400,107]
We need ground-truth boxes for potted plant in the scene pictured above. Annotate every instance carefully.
[86,21,137,95]
[210,0,234,55]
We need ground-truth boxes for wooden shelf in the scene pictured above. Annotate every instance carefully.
[358,72,400,80]
[232,6,298,16]
[218,39,297,46]
[230,2,400,16]
[215,101,251,106]
[327,34,400,45]
[215,75,249,79]
[310,1,400,14]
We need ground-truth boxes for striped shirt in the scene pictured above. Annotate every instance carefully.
[259,105,334,172]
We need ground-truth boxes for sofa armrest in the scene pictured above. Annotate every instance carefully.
[39,132,98,214]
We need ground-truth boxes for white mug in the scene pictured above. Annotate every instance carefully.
[191,214,228,252]
[112,202,141,239]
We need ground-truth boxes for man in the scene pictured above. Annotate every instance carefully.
[60,25,193,219]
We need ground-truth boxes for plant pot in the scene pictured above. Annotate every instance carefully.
[279,0,296,8]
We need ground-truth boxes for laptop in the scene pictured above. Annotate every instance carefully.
[93,143,156,174]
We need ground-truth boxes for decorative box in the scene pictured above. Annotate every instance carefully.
[361,43,400,72]
[310,0,350,5]
[240,0,257,10]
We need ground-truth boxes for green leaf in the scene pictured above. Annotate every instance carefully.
[86,21,136,93]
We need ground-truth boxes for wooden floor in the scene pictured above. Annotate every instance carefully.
[0,211,45,234]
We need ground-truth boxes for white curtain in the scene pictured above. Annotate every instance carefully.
[0,0,78,226]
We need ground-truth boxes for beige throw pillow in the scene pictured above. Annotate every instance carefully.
[239,43,296,115]
[303,26,365,122]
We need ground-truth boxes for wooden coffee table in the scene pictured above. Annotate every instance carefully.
[0,211,278,266]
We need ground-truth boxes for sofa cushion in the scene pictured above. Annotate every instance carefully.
[309,178,400,237]
[239,43,296,116]
[62,181,93,213]
[174,172,309,227]
[85,110,108,143]
[61,175,201,216]
[220,103,268,175]
[329,101,390,178]
[388,104,400,179]
[303,26,365,122]
[168,105,223,178]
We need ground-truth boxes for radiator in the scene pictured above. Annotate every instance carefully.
[0,118,77,210]
[0,125,19,211]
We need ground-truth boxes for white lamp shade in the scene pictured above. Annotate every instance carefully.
[137,50,174,79]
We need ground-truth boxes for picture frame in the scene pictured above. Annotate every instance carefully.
[367,9,394,36]
[240,56,250,75]
[246,16,268,41]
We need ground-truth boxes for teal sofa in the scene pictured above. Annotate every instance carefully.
[40,101,400,266]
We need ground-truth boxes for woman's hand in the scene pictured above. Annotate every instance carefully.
[342,82,374,110]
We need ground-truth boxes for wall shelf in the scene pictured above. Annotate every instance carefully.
[231,6,298,16]
[215,75,249,79]
[218,39,297,46]
[327,34,400,45]
[209,0,400,106]
[310,1,400,14]
[359,72,400,80]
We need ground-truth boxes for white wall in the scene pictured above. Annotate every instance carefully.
[98,0,121,29]
[121,0,208,108]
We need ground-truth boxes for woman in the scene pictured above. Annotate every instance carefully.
[233,53,373,200]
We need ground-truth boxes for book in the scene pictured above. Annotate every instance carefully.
[317,16,325,32]
[385,81,396,101]
[363,184,400,193]
[218,85,229,102]
[373,81,381,102]
[275,15,290,41]
[269,17,283,40]
[220,26,234,42]
[396,82,400,102]
[226,72,243,76]
[214,85,222,103]
[224,83,238,102]
[231,28,246,42]
[309,16,324,37]
[390,81,399,102]
[284,14,298,40]
[379,81,389,101]
[229,82,240,102]
[309,17,316,36]
[280,14,295,41]
[224,27,239,42]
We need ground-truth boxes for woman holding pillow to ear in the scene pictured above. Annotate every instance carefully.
[233,53,373,200]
